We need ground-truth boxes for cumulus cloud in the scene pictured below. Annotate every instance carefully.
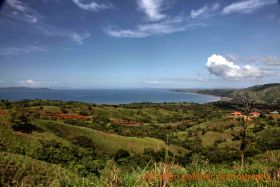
[138,0,166,21]
[206,54,264,80]
[262,56,280,66]
[222,0,277,15]
[190,3,220,19]
[72,0,112,11]
[0,45,46,55]
[4,0,43,23]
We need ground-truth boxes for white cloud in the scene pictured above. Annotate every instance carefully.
[191,5,208,19]
[104,17,206,38]
[5,0,43,23]
[222,0,277,15]
[105,0,209,38]
[190,3,220,19]
[0,45,46,55]
[70,32,91,44]
[72,0,112,11]
[104,27,149,38]
[262,56,280,66]
[19,79,41,87]
[206,54,264,80]
[18,79,58,87]
[145,80,159,84]
[138,0,166,21]
[3,0,91,45]
[36,24,91,44]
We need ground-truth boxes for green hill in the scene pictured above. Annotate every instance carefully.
[193,83,280,104]
[37,120,187,155]
[0,152,85,186]
[0,119,187,157]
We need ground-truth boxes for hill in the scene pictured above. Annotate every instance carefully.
[175,83,280,105]
[0,152,85,186]
[37,120,187,155]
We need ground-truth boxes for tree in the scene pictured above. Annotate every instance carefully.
[232,92,255,168]
[9,108,34,132]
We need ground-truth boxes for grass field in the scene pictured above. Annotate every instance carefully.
[37,120,188,155]
[0,152,86,186]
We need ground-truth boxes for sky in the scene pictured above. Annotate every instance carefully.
[0,0,280,89]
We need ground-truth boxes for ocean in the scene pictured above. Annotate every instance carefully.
[0,89,219,104]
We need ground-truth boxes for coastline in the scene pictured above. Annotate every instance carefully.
[170,89,232,103]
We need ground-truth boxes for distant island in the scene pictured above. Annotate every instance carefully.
[0,87,51,91]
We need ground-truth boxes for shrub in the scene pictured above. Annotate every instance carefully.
[72,136,96,149]
[34,140,71,164]
[79,110,90,116]
[9,108,34,133]
[60,107,68,114]
[114,149,130,164]
[92,111,111,125]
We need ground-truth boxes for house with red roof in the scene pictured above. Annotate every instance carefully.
[231,111,242,117]
[250,112,260,117]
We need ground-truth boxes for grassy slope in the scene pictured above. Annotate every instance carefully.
[0,119,78,157]
[0,152,85,186]
[37,120,188,155]
[0,118,187,157]
[174,118,237,146]
[174,116,280,150]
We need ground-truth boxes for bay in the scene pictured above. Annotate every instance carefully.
[0,89,219,104]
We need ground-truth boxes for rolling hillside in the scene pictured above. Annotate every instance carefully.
[187,83,280,104]
[37,120,187,155]
[0,99,279,186]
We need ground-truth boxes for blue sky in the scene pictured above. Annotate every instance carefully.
[0,0,280,88]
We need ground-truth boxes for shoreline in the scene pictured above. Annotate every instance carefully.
[169,90,232,103]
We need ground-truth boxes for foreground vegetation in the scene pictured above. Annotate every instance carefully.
[0,98,279,186]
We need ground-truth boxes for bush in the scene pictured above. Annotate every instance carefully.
[256,128,280,150]
[92,111,111,125]
[9,108,34,133]
[33,140,76,165]
[79,110,90,116]
[72,136,96,149]
[60,107,68,114]
[114,149,130,164]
